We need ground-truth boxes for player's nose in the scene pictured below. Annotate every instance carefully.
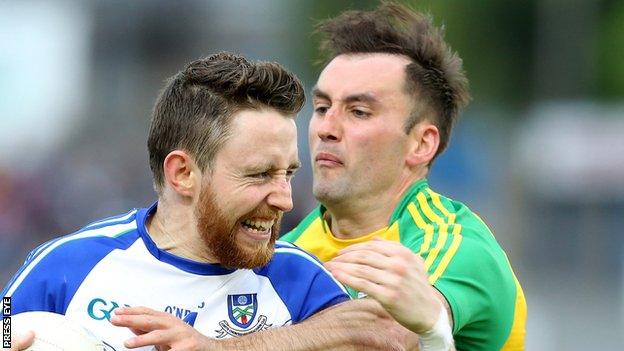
[314,108,342,142]
[267,177,293,212]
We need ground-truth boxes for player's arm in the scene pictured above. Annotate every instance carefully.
[210,298,418,350]
[112,299,419,351]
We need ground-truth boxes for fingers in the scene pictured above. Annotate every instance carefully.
[327,239,432,312]
[333,239,426,276]
[327,263,393,303]
[338,237,414,258]
[110,308,171,333]
[123,329,174,349]
[329,245,425,278]
[109,306,201,350]
[11,330,35,351]
[328,238,448,335]
[126,326,148,337]
[326,260,394,285]
[113,306,165,316]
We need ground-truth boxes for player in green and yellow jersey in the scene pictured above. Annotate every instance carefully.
[282,2,526,350]
[284,180,526,350]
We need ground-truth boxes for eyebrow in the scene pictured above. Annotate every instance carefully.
[312,86,379,106]
[312,87,330,101]
[343,93,379,105]
[247,160,301,172]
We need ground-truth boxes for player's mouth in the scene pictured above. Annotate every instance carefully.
[239,218,275,241]
[315,152,343,167]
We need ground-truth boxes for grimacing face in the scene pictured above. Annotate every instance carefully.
[309,53,415,207]
[196,108,299,268]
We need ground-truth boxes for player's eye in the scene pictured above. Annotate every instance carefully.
[314,106,329,115]
[352,109,371,118]
[251,172,271,179]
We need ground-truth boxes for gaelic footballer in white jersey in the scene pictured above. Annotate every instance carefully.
[2,203,349,351]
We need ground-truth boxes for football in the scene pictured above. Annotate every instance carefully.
[10,311,105,350]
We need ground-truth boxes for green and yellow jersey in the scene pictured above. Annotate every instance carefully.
[282,179,526,351]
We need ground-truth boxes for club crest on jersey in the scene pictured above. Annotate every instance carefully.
[216,293,272,338]
[228,294,257,328]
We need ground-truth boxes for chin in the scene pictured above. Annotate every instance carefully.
[218,230,277,270]
[313,185,343,203]
[234,243,275,269]
[238,239,270,255]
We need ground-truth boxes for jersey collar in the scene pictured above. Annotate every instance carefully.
[136,202,237,276]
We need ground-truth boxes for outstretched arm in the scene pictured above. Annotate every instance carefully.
[112,299,418,351]
[215,298,418,350]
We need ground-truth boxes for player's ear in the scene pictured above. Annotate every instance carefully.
[162,150,200,197]
[405,120,440,168]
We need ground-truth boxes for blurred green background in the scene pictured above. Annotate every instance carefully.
[1,1,623,349]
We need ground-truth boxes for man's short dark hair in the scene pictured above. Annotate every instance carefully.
[317,1,470,160]
[148,52,305,192]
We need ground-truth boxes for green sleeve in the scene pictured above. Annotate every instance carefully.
[432,234,517,350]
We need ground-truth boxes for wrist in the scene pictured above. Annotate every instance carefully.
[418,305,453,351]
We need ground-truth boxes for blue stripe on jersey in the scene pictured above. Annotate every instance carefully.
[3,222,140,314]
[255,244,350,323]
[1,211,139,296]
[82,209,137,231]
[135,204,236,276]
[29,213,137,262]
[274,241,347,293]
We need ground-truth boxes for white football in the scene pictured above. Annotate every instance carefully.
[11,311,105,350]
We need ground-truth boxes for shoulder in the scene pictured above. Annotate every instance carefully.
[396,187,517,295]
[258,241,342,289]
[268,241,327,270]
[396,186,505,257]
[33,210,140,265]
[257,241,349,322]
[3,210,141,297]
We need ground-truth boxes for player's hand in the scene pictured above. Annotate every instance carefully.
[110,307,216,351]
[324,238,442,334]
[7,330,35,351]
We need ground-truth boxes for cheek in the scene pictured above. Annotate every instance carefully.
[351,129,405,165]
[350,128,387,153]
[308,119,319,144]
[223,187,267,214]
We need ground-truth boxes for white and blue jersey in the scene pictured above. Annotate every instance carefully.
[2,203,349,350]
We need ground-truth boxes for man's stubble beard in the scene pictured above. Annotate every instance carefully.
[312,168,354,205]
[196,185,279,269]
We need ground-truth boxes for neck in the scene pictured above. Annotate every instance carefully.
[325,171,426,240]
[147,198,216,263]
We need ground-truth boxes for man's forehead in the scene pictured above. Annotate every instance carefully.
[218,109,299,167]
[323,53,411,77]
[224,131,298,160]
[315,53,410,99]
[312,87,381,106]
